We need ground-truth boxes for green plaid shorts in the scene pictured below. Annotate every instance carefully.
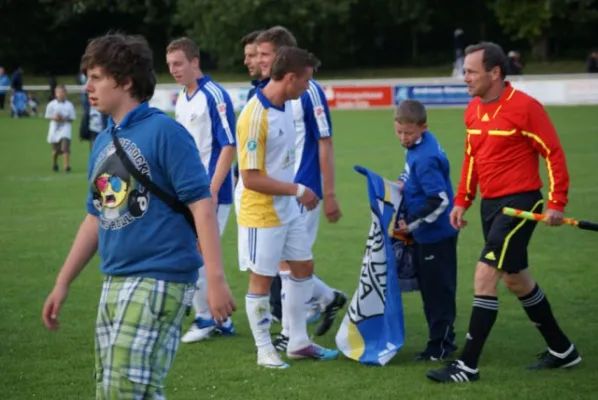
[94,276,194,400]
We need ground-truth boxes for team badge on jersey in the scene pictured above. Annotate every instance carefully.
[314,105,329,132]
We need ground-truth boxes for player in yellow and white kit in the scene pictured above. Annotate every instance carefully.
[253,26,347,353]
[236,46,339,369]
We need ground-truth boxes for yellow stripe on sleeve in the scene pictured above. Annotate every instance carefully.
[521,130,555,202]
[464,129,477,202]
[465,156,475,202]
[238,100,268,171]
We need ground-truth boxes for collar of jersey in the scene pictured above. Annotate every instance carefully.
[258,78,270,88]
[481,81,514,105]
[256,88,284,111]
[184,75,212,101]
[406,131,426,150]
[195,75,212,90]
[251,78,265,87]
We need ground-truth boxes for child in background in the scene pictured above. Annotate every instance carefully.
[10,89,28,118]
[45,85,76,172]
[27,92,39,116]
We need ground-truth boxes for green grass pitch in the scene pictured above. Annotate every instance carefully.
[1,105,597,399]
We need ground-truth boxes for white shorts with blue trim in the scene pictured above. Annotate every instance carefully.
[237,216,313,277]
[298,202,321,250]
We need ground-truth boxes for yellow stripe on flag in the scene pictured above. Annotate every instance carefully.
[347,321,365,360]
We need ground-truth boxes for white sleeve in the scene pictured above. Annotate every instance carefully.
[45,102,54,119]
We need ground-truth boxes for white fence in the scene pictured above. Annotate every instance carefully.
[5,73,598,111]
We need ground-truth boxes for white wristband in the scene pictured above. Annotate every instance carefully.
[295,184,306,198]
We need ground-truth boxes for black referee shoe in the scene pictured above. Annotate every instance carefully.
[426,360,480,383]
[527,346,582,370]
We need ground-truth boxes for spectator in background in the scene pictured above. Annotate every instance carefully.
[0,67,10,111]
[10,88,28,118]
[452,29,465,78]
[507,51,523,75]
[454,29,465,59]
[47,72,57,101]
[28,92,39,116]
[587,49,598,73]
[78,71,89,111]
[11,65,23,91]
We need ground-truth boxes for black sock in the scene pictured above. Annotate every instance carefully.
[519,284,571,354]
[459,295,499,369]
[269,275,283,318]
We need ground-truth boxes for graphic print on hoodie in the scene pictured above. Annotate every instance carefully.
[86,102,211,283]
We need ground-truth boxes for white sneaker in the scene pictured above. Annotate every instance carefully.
[257,347,290,369]
[181,317,216,343]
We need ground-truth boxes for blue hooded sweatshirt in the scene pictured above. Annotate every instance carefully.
[86,102,211,283]
[399,130,457,244]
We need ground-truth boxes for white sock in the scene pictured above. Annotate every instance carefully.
[312,275,335,308]
[279,271,291,337]
[246,294,273,351]
[285,275,314,351]
[192,267,212,320]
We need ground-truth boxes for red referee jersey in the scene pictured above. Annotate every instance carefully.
[455,82,570,212]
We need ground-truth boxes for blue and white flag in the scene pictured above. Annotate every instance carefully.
[335,165,406,366]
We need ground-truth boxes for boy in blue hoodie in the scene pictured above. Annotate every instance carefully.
[41,33,236,398]
[393,99,458,361]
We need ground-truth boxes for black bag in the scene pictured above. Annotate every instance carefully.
[392,239,418,292]
[109,129,197,237]
[391,198,419,292]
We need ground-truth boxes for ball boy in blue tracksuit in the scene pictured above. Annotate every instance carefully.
[394,99,458,361]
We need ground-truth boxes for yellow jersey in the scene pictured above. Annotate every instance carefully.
[234,90,300,227]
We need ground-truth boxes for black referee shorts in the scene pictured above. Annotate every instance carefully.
[479,190,543,274]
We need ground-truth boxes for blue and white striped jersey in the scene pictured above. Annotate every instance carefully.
[291,79,333,199]
[175,75,236,204]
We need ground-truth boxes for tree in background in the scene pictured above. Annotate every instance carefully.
[490,0,598,61]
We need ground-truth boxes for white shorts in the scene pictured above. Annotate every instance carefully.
[298,202,321,250]
[238,216,313,277]
[217,204,231,236]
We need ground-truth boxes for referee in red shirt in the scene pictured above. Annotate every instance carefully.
[427,42,581,384]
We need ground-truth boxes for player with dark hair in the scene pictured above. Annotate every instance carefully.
[233,29,267,188]
[427,41,580,384]
[42,33,235,398]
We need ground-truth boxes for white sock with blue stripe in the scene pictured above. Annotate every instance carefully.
[312,275,335,308]
[246,294,273,351]
[286,275,314,351]
[192,267,212,320]
[280,271,291,337]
